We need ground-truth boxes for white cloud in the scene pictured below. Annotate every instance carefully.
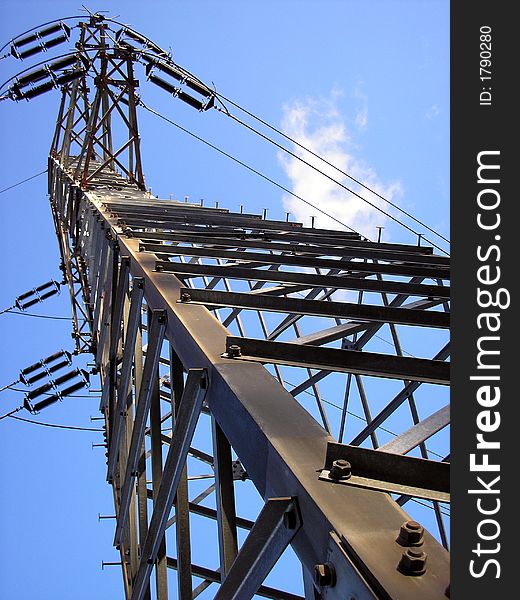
[278,93,402,240]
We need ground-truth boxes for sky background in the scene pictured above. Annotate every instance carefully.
[0,1,449,598]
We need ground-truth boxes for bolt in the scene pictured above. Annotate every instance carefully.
[398,548,427,576]
[396,520,424,546]
[180,292,191,302]
[329,459,352,480]
[313,563,336,587]
[227,344,241,358]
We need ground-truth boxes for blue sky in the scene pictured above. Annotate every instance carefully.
[0,2,449,598]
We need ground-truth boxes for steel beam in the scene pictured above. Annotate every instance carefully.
[350,343,451,445]
[107,277,144,481]
[147,243,450,280]
[136,230,449,266]
[169,345,193,600]
[180,288,450,329]
[378,404,450,455]
[154,260,450,299]
[56,177,451,600]
[224,336,450,385]
[213,497,302,600]
[212,418,239,577]
[114,309,167,546]
[165,557,304,600]
[130,368,208,600]
[321,442,450,503]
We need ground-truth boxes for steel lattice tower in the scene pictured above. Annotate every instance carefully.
[4,14,450,599]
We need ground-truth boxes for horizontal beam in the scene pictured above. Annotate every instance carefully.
[155,260,450,299]
[144,242,450,280]
[180,288,450,329]
[118,213,306,232]
[225,336,450,385]
[323,442,449,503]
[126,221,432,255]
[135,230,448,266]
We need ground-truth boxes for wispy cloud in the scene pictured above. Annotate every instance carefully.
[278,92,402,239]
[352,85,369,130]
[426,104,440,120]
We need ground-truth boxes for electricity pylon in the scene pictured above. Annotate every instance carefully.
[4,14,450,599]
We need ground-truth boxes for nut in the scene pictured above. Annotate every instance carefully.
[180,292,191,302]
[329,459,352,480]
[313,563,336,587]
[396,520,424,546]
[398,549,427,576]
[227,344,241,358]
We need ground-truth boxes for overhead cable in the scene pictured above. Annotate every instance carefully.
[139,101,362,236]
[215,91,450,247]
[0,169,47,194]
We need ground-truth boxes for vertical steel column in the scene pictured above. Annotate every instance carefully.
[149,308,168,599]
[114,309,167,546]
[130,369,208,600]
[107,278,145,479]
[169,346,193,599]
[212,417,239,578]
[134,314,151,600]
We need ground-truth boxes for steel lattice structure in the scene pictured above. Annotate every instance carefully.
[4,14,450,599]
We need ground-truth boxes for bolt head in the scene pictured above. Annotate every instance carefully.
[228,344,241,358]
[329,459,352,480]
[313,563,336,587]
[398,548,427,576]
[397,520,425,546]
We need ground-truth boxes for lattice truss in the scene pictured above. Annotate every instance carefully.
[5,13,450,599]
[49,156,450,599]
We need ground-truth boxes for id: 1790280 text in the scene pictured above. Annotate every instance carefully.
[480,25,492,106]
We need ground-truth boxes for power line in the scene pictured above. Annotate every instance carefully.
[216,105,448,255]
[3,308,72,321]
[6,414,104,432]
[140,101,362,236]
[0,405,23,420]
[0,169,47,195]
[215,92,450,247]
